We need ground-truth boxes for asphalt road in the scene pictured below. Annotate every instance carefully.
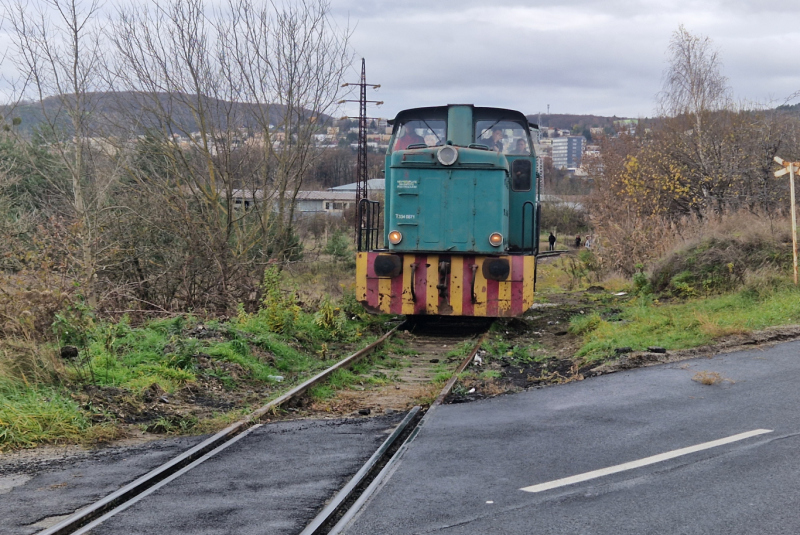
[342,341,800,535]
[2,414,402,535]
[1,435,206,535]
[88,415,402,535]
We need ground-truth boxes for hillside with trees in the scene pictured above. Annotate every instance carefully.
[3,93,334,137]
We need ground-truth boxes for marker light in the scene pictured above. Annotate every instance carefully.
[437,146,458,166]
[388,230,403,245]
[489,232,503,247]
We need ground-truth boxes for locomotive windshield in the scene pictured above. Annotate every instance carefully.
[392,119,446,151]
[475,120,530,155]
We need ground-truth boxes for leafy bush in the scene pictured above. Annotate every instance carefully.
[323,229,351,259]
[314,295,347,337]
[258,266,301,334]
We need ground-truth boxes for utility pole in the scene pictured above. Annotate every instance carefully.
[340,59,382,237]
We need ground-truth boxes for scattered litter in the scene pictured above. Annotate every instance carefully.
[614,347,633,355]
[158,396,169,404]
[647,346,667,354]
[430,358,440,363]
[468,387,476,394]
[473,355,483,366]
[614,292,627,296]
[486,501,494,504]
[268,375,285,382]
[358,408,371,415]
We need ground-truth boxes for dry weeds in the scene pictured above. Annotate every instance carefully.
[692,370,734,385]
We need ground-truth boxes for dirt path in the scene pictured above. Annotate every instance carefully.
[305,329,483,417]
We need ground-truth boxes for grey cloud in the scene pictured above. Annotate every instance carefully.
[331,0,800,118]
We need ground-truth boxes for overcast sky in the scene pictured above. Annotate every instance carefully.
[329,0,800,120]
[2,0,799,122]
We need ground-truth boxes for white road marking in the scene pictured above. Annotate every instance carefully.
[520,428,773,494]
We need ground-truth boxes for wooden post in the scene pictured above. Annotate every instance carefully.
[773,156,799,285]
[791,164,798,285]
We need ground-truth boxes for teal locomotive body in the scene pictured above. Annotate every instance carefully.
[357,105,540,317]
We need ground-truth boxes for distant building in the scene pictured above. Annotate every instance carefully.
[551,136,585,170]
[295,191,355,216]
[329,179,385,193]
[533,140,551,180]
[230,189,356,217]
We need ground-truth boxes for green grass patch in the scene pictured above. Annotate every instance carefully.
[574,284,800,361]
[0,380,92,450]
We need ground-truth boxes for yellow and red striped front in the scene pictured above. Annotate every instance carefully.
[356,252,535,317]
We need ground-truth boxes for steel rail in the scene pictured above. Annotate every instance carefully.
[299,406,422,535]
[37,326,399,535]
[322,331,490,535]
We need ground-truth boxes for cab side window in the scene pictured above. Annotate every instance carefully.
[511,159,532,191]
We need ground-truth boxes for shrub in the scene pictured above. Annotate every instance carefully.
[323,229,351,259]
[651,234,787,297]
[258,266,300,334]
[569,312,604,335]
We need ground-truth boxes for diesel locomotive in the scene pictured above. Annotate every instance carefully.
[355,104,540,317]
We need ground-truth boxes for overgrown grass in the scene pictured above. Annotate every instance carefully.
[307,353,393,400]
[0,267,392,450]
[0,380,91,451]
[481,334,543,366]
[573,283,800,361]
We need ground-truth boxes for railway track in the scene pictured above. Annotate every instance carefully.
[34,319,491,535]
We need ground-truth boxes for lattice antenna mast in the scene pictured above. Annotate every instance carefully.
[340,58,382,235]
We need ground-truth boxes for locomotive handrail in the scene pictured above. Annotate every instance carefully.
[357,199,381,252]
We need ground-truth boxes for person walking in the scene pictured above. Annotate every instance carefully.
[548,232,556,251]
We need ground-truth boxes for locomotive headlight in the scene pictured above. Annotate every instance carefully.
[388,230,403,245]
[489,232,503,247]
[437,146,458,166]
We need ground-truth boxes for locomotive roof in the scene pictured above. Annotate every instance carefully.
[388,105,531,126]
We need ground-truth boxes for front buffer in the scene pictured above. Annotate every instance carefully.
[356,252,535,317]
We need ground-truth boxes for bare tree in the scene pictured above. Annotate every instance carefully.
[105,0,351,309]
[659,25,730,118]
[4,0,112,305]
[217,0,352,257]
